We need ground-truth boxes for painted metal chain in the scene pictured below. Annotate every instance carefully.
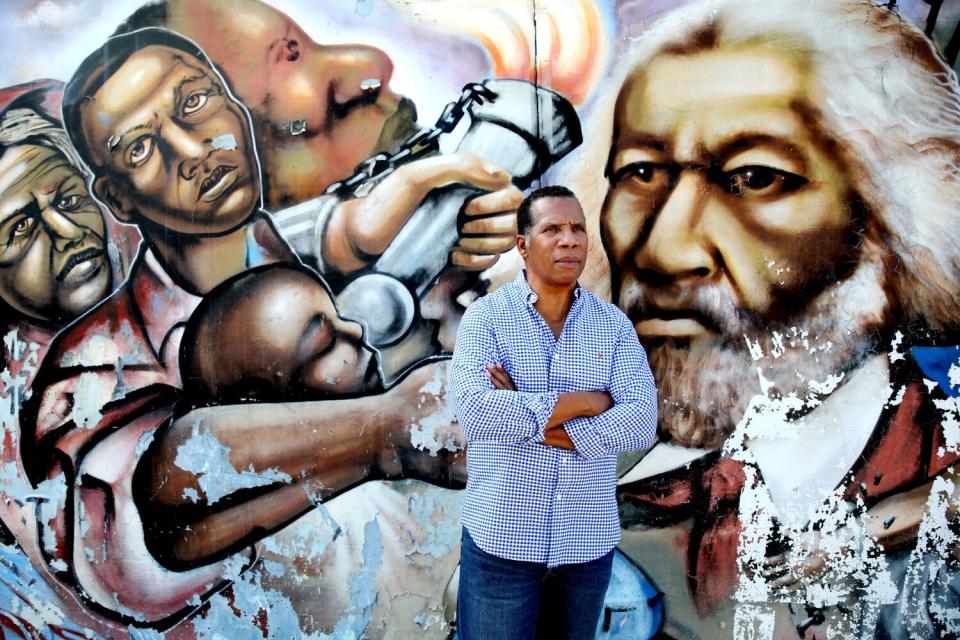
[323,82,498,199]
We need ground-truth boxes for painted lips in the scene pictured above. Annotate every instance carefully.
[634,317,711,339]
[57,247,104,284]
[198,165,238,202]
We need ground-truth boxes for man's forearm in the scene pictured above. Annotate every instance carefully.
[540,392,611,450]
[564,394,657,459]
[547,391,611,428]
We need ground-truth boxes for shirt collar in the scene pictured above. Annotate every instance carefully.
[514,269,582,306]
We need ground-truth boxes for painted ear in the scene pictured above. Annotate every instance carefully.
[92,175,134,224]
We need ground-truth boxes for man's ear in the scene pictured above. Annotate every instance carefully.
[516,234,528,259]
[92,175,134,224]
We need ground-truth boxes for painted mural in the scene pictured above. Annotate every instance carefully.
[0,0,958,638]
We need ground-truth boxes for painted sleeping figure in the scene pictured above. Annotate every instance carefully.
[180,262,383,406]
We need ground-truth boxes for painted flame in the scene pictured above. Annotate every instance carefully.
[386,0,608,105]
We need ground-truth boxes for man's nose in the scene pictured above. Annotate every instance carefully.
[41,206,86,253]
[634,172,716,282]
[558,227,582,248]
[164,121,207,180]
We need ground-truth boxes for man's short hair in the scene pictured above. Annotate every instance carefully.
[599,0,960,334]
[61,27,210,175]
[517,185,579,236]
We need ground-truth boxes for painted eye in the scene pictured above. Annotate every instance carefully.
[611,162,675,193]
[725,166,808,197]
[55,194,82,211]
[12,217,36,237]
[183,91,209,115]
[127,136,155,168]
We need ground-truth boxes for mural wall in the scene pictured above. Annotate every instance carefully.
[0,0,958,638]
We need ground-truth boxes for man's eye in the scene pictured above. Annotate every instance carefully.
[724,166,808,197]
[127,136,155,168]
[55,194,82,211]
[183,91,209,115]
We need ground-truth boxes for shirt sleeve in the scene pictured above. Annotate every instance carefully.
[564,311,658,459]
[450,302,558,445]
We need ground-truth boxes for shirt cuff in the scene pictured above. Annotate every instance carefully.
[564,415,607,459]
[524,391,559,442]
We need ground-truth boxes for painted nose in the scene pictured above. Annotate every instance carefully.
[164,121,208,180]
[634,172,716,283]
[333,312,365,344]
[320,44,396,108]
[41,206,86,253]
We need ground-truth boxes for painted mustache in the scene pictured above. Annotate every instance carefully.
[623,282,749,340]
[57,246,103,282]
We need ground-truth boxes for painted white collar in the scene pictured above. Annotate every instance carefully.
[744,355,889,530]
[618,355,890,532]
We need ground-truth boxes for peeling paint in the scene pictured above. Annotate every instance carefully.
[173,418,293,504]
[326,517,384,640]
[210,133,237,150]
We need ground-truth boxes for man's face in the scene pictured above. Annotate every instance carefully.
[602,47,883,447]
[0,143,110,324]
[519,196,588,289]
[164,0,418,206]
[83,45,260,236]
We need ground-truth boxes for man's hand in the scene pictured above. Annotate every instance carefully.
[542,424,576,450]
[486,363,516,391]
[324,152,520,273]
[484,363,614,451]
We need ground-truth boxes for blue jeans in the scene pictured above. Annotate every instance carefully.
[457,527,614,640]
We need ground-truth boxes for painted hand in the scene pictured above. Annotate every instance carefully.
[761,524,857,592]
[452,181,521,271]
[324,151,517,273]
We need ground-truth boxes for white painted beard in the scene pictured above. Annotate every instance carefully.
[638,242,891,449]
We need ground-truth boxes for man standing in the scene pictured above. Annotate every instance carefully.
[451,185,657,639]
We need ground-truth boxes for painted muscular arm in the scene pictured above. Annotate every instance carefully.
[322,152,520,273]
[138,362,463,566]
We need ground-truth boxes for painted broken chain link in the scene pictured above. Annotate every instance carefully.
[323,82,498,199]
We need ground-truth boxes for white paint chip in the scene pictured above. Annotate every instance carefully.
[210,134,237,151]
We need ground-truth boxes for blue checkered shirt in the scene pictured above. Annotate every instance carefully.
[450,271,657,566]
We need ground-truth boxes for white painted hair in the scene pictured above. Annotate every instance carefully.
[0,107,88,177]
[594,0,960,333]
